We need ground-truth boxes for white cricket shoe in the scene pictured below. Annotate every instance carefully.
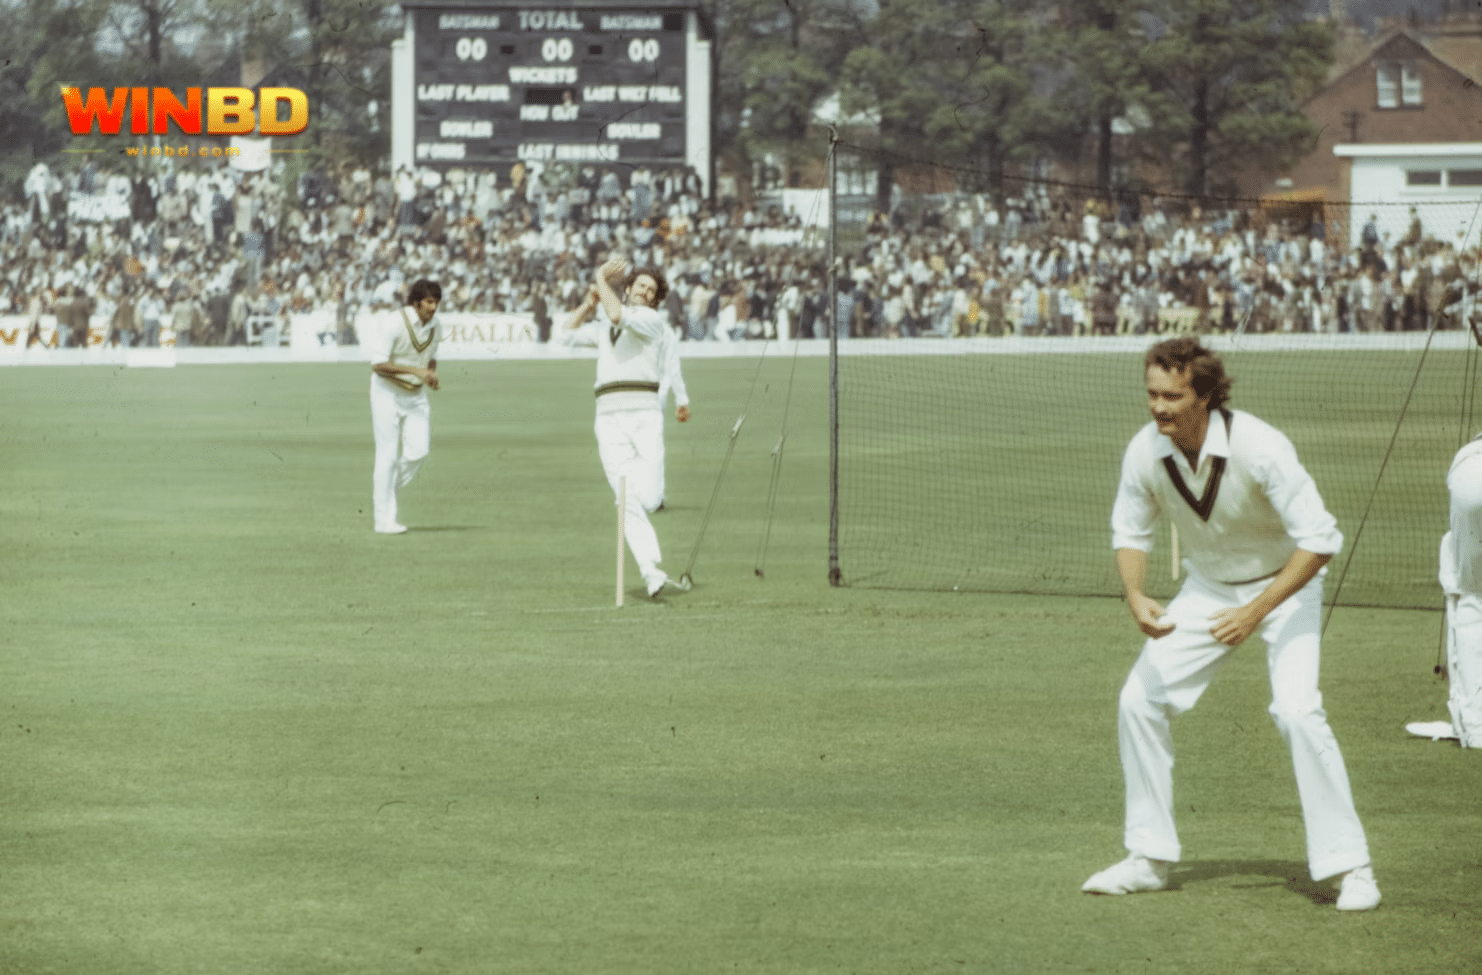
[646,572,674,598]
[1336,865,1381,912]
[374,521,408,535]
[1405,720,1459,741]
[1082,854,1170,895]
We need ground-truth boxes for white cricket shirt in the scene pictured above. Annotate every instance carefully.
[365,307,440,394]
[1111,408,1343,584]
[590,302,668,414]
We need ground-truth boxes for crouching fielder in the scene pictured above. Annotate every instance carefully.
[1407,431,1482,746]
[367,279,442,534]
[563,257,681,598]
[1083,336,1379,912]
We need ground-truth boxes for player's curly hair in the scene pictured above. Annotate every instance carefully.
[406,279,443,306]
[1145,336,1233,412]
[624,266,668,308]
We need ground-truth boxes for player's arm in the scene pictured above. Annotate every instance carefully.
[664,329,691,421]
[596,257,628,326]
[1208,548,1329,646]
[1111,433,1170,638]
[372,359,437,388]
[1208,437,1339,645]
[564,286,600,331]
[1116,547,1174,639]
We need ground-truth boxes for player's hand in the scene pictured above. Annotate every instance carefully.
[1127,592,1174,639]
[676,405,690,422]
[423,368,440,391]
[1208,603,1263,647]
[601,256,628,282]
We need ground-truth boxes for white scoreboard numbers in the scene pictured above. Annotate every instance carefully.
[404,4,706,171]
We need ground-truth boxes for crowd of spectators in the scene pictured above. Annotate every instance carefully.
[5,154,1479,349]
[835,191,1480,340]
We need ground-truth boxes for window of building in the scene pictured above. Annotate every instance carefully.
[1376,64,1398,108]
[1402,65,1423,106]
[1450,169,1482,186]
[1406,170,1442,186]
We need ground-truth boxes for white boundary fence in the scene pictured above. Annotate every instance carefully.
[0,315,1476,366]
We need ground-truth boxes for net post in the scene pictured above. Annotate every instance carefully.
[827,125,842,588]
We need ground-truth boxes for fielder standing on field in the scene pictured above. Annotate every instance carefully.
[1406,429,1482,745]
[1083,336,1380,911]
[563,257,684,598]
[366,279,442,535]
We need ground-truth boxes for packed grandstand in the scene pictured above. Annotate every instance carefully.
[6,156,1479,349]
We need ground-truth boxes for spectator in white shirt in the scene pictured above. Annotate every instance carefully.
[1083,336,1380,912]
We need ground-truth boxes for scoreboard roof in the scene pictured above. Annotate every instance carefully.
[397,0,714,37]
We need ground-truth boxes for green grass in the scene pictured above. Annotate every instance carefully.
[2,359,1480,975]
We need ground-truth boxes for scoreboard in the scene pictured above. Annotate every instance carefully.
[397,3,710,175]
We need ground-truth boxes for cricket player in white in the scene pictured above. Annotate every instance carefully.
[1084,336,1380,912]
[1407,430,1482,746]
[564,257,681,597]
[365,279,442,534]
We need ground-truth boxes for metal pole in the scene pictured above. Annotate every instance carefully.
[827,127,842,587]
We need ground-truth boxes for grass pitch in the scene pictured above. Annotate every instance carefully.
[1,357,1480,975]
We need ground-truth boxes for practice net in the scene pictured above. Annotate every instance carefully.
[827,146,1482,610]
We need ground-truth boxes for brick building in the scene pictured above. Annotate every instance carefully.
[1252,28,1482,231]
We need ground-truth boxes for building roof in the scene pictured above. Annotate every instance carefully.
[1311,28,1475,107]
[1316,23,1476,101]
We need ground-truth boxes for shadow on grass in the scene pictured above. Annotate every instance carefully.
[1171,859,1335,906]
[409,525,484,533]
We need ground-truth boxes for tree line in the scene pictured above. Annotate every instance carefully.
[0,0,397,194]
[717,0,1333,209]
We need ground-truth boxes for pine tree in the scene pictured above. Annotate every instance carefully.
[1135,0,1332,199]
[840,0,1051,208]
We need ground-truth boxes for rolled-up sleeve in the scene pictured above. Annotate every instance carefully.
[1257,437,1343,556]
[1111,435,1159,552]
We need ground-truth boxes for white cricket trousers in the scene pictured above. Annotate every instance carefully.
[596,408,664,584]
[1442,441,1482,746]
[370,377,430,528]
[1117,567,1370,881]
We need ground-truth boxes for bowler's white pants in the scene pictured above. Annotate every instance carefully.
[1117,567,1370,881]
[370,377,430,527]
[1442,441,1482,746]
[596,408,665,583]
